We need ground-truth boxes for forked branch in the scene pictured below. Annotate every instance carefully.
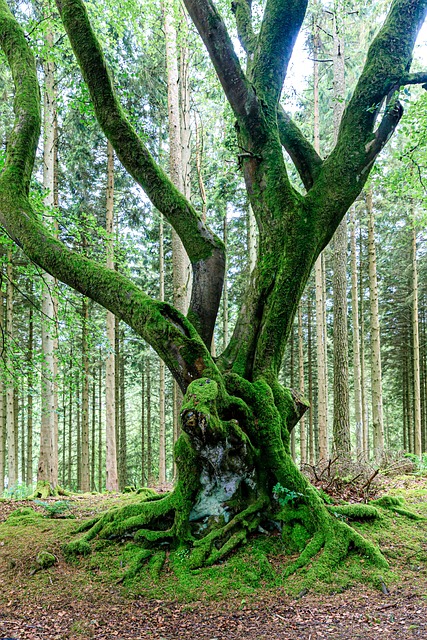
[0,0,218,392]
[55,0,225,346]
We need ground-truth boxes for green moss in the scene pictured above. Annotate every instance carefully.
[63,539,92,558]
[6,507,43,526]
[326,504,380,520]
[35,550,56,569]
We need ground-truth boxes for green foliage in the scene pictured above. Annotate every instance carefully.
[272,483,305,507]
[2,483,33,500]
[404,453,427,475]
[33,500,74,518]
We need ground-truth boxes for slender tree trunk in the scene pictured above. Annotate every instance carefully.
[80,298,90,492]
[298,302,306,464]
[91,375,96,490]
[164,0,191,455]
[6,247,16,487]
[332,6,350,457]
[38,24,58,492]
[350,207,363,457]
[367,189,384,457]
[313,17,328,463]
[105,140,119,491]
[98,355,103,491]
[146,358,152,484]
[0,292,4,493]
[141,361,145,486]
[68,354,72,488]
[290,323,296,461]
[20,388,25,483]
[159,216,166,484]
[307,295,314,465]
[62,380,66,487]
[223,213,229,350]
[119,329,127,487]
[411,223,422,455]
[359,225,369,458]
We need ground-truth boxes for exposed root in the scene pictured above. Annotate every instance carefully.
[188,496,268,568]
[371,495,425,520]
[279,500,387,588]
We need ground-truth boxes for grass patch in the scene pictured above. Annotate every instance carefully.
[0,478,426,605]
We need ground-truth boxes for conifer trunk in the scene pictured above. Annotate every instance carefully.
[367,189,384,458]
[350,207,363,457]
[411,223,422,455]
[105,140,119,491]
[6,247,15,487]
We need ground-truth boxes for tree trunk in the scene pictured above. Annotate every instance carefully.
[146,358,153,485]
[0,290,4,493]
[105,140,119,491]
[298,302,306,464]
[411,223,422,455]
[119,329,127,488]
[350,206,363,457]
[6,247,16,487]
[98,355,103,491]
[359,224,369,458]
[141,360,145,486]
[37,23,58,496]
[80,297,90,492]
[367,189,384,458]
[332,5,350,458]
[159,215,166,484]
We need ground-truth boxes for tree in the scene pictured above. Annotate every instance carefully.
[1,0,427,581]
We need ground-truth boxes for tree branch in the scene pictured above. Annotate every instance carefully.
[308,0,427,234]
[277,106,323,190]
[182,0,257,120]
[231,0,255,60]
[251,0,308,104]
[0,0,220,390]
[401,70,427,86]
[55,0,224,347]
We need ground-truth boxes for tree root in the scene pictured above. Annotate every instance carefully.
[371,495,425,520]
[285,511,388,586]
[188,496,268,568]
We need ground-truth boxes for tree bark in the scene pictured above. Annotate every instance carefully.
[350,206,363,457]
[6,247,15,487]
[80,297,90,492]
[332,4,350,458]
[105,140,119,491]
[411,222,422,455]
[367,189,384,458]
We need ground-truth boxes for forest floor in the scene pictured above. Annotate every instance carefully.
[0,474,426,640]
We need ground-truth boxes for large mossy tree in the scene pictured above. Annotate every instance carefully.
[1,0,427,582]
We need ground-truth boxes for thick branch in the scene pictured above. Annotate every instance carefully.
[0,0,218,391]
[55,0,224,346]
[277,106,323,190]
[182,0,257,120]
[0,0,40,194]
[251,0,308,104]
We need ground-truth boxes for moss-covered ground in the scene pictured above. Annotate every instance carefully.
[0,476,426,638]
